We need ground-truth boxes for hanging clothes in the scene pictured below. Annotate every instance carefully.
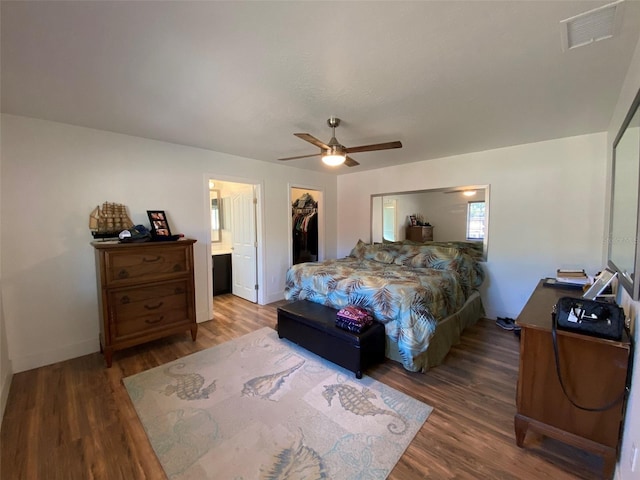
[292,194,318,264]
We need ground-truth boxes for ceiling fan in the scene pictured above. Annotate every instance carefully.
[278,117,402,167]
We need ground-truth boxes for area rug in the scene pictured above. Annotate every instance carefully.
[123,327,432,480]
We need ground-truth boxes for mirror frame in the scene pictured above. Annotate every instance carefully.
[370,184,490,261]
[608,88,640,300]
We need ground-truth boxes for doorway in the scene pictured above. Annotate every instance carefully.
[290,186,324,266]
[208,178,260,308]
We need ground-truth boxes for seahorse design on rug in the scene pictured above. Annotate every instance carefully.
[322,384,408,435]
[163,363,217,400]
[260,434,327,480]
[241,361,305,400]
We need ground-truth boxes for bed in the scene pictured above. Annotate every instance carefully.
[284,240,485,372]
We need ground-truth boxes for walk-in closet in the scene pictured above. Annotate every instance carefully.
[292,191,318,264]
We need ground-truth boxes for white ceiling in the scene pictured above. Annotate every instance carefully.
[2,1,640,174]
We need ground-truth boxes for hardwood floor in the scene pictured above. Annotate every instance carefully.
[1,294,604,479]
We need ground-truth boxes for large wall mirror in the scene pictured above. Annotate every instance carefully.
[371,185,490,261]
[609,88,640,300]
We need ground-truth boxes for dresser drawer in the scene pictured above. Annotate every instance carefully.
[103,245,191,286]
[108,280,193,339]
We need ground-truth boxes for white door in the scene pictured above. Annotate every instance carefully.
[383,199,397,241]
[231,186,258,302]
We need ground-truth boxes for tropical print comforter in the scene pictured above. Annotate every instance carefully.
[284,240,484,372]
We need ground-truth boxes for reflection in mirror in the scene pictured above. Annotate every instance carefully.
[371,185,490,260]
[608,88,640,299]
[211,188,221,243]
[383,199,397,241]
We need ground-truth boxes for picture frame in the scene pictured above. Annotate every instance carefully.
[147,210,172,237]
[582,268,617,301]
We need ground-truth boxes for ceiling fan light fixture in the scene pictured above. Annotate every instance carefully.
[322,153,346,166]
[322,145,346,166]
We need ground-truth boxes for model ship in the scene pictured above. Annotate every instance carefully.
[89,202,134,239]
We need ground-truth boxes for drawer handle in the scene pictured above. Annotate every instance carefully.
[118,269,129,279]
[143,256,162,263]
[145,316,164,325]
[173,264,184,272]
[120,296,130,304]
[144,302,164,310]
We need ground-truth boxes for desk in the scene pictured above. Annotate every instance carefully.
[515,280,631,479]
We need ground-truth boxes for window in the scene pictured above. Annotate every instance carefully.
[466,201,485,240]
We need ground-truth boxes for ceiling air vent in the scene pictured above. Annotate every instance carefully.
[560,0,625,51]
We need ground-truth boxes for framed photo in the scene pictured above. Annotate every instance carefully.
[582,268,617,300]
[147,210,172,237]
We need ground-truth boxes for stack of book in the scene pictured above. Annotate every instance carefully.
[556,269,590,285]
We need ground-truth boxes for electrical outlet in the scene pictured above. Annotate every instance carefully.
[632,442,638,472]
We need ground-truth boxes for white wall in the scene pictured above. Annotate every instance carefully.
[338,132,607,320]
[395,194,424,240]
[607,35,640,480]
[0,114,338,373]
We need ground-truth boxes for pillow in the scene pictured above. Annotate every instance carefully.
[348,240,404,264]
[348,239,369,259]
[394,245,461,268]
[408,240,484,260]
[417,246,485,291]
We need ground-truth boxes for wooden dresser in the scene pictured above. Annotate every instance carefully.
[92,239,198,367]
[406,225,433,242]
[515,280,631,479]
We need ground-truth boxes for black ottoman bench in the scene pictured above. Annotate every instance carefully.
[277,300,385,379]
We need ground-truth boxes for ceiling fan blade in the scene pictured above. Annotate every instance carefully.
[344,156,359,167]
[278,152,321,161]
[345,141,402,154]
[294,133,330,150]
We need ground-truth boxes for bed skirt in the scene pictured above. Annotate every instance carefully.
[385,291,485,372]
